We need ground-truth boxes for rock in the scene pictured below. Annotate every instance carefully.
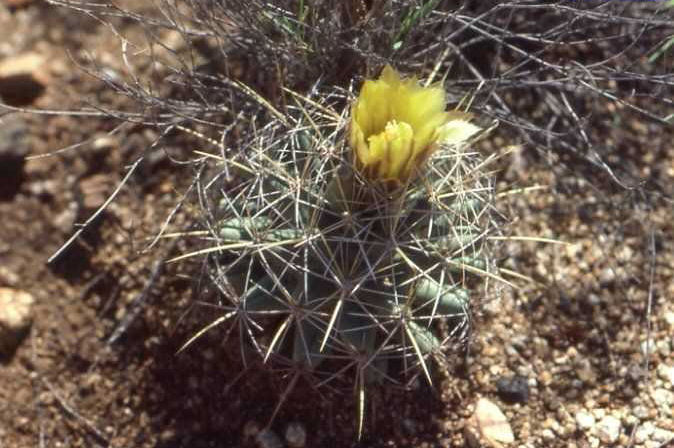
[575,411,595,431]
[0,288,35,356]
[641,338,656,357]
[588,293,601,306]
[657,363,674,388]
[255,428,283,448]
[0,54,45,78]
[596,415,621,444]
[27,180,58,199]
[652,426,674,442]
[0,52,47,106]
[465,397,515,447]
[588,436,600,448]
[657,339,672,357]
[243,422,283,448]
[634,421,655,444]
[0,266,20,287]
[664,311,674,329]
[654,388,673,416]
[0,115,29,200]
[591,408,606,420]
[633,404,650,420]
[496,375,530,403]
[243,421,261,438]
[284,422,306,447]
[627,364,646,381]
[0,115,29,160]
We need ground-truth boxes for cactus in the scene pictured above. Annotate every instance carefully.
[180,66,495,437]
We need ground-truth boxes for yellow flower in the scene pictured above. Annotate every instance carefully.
[349,65,480,184]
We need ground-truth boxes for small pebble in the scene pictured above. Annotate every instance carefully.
[596,415,621,444]
[657,339,672,357]
[633,405,649,420]
[563,422,577,437]
[0,117,28,160]
[285,422,306,448]
[657,363,674,388]
[243,421,261,438]
[634,421,655,444]
[654,388,673,415]
[0,116,29,199]
[664,311,674,329]
[627,364,646,381]
[599,267,615,284]
[0,266,20,287]
[496,375,530,403]
[0,52,47,106]
[653,426,674,442]
[623,414,638,428]
[465,397,515,447]
[588,435,600,448]
[0,288,35,356]
[588,293,601,306]
[641,338,656,356]
[256,428,283,448]
[592,408,606,420]
[575,411,595,431]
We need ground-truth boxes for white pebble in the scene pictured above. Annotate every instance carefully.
[589,435,600,448]
[467,397,515,446]
[657,363,674,388]
[664,311,674,329]
[657,339,671,357]
[591,408,606,420]
[641,338,656,356]
[0,288,35,355]
[596,415,621,444]
[634,421,655,443]
[653,427,674,442]
[575,411,595,431]
[633,405,650,420]
[654,388,673,416]
[256,428,283,448]
[285,422,306,448]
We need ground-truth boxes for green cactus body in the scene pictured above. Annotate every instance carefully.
[199,117,493,371]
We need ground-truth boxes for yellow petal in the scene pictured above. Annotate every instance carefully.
[384,121,414,180]
[380,64,401,86]
[366,129,388,167]
[439,116,481,146]
[350,115,370,167]
[358,80,391,137]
